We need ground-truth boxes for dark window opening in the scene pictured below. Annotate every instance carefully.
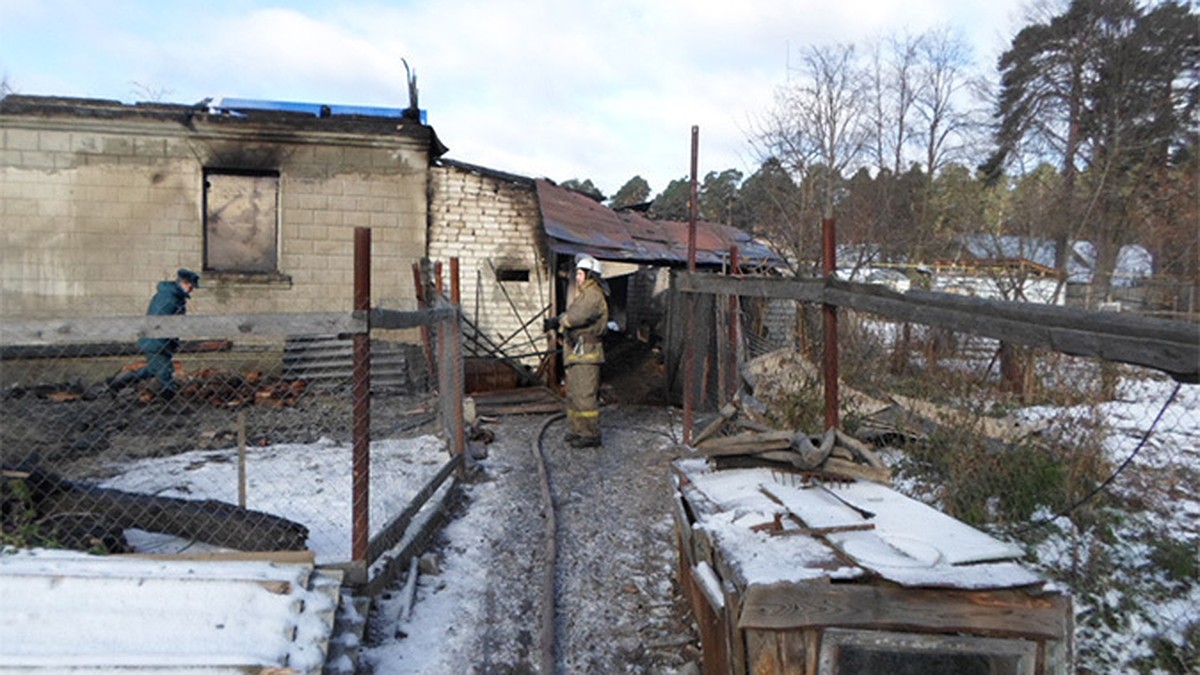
[204,170,280,274]
[496,268,531,282]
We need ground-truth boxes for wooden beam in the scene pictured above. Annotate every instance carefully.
[0,306,462,347]
[676,273,825,303]
[675,272,1200,382]
[739,582,1071,640]
[370,306,459,330]
[1,312,363,345]
[366,453,462,565]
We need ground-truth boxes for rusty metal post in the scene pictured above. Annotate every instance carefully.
[683,126,700,445]
[434,260,444,300]
[727,246,740,406]
[688,126,699,272]
[821,218,839,431]
[450,257,460,305]
[352,227,372,563]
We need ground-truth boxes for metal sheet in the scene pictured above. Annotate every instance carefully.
[536,180,785,268]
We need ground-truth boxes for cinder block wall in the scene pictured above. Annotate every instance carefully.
[428,163,549,365]
[0,109,428,321]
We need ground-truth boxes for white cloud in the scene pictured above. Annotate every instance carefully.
[0,0,1028,196]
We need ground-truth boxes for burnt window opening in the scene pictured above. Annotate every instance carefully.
[495,268,531,282]
[203,170,280,275]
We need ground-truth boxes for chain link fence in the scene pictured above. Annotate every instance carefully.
[2,266,466,583]
[672,273,1198,674]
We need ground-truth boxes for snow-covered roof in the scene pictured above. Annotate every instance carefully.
[674,458,1044,591]
[0,549,341,672]
[953,234,1153,286]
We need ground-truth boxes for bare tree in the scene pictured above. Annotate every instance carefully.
[748,43,870,269]
[915,27,982,180]
[866,32,924,176]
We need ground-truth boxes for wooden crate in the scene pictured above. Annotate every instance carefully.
[671,459,1073,675]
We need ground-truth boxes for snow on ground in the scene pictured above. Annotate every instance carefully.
[100,435,449,564]
[1016,376,1200,672]
[5,377,1195,673]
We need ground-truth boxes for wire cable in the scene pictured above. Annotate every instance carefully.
[1009,380,1183,535]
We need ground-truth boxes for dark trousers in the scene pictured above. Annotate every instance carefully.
[111,346,177,393]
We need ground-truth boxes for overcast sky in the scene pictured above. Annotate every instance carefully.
[1,0,1027,197]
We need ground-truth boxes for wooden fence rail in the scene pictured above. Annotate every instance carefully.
[0,307,459,346]
[675,273,1199,383]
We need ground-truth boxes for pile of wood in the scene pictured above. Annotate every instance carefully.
[689,399,892,485]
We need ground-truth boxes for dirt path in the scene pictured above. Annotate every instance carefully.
[363,404,701,673]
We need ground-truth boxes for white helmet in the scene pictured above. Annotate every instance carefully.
[575,254,602,276]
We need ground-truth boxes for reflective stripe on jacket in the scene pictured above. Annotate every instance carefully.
[560,277,608,366]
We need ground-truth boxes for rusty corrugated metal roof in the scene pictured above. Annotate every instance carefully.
[536,179,784,268]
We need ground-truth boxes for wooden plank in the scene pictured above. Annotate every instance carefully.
[832,287,1197,380]
[739,583,1071,640]
[744,628,813,675]
[835,430,888,470]
[362,480,460,597]
[370,305,459,330]
[695,430,795,454]
[1,312,363,345]
[366,453,462,565]
[725,581,749,675]
[692,402,739,447]
[119,550,316,565]
[675,272,1200,381]
[677,274,825,303]
[818,457,892,484]
[762,481,1022,565]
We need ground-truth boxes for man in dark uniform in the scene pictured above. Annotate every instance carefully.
[543,255,609,448]
[108,268,199,399]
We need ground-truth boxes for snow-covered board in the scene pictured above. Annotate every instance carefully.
[760,480,1042,589]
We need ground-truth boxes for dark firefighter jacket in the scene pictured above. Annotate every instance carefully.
[559,276,608,366]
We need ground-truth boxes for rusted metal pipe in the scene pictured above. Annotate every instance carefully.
[352,227,372,563]
[727,246,740,406]
[821,217,839,431]
[450,257,460,305]
[683,126,700,445]
[688,126,699,273]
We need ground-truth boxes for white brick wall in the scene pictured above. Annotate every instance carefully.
[428,164,550,364]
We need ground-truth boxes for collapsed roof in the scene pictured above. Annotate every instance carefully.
[536,179,785,269]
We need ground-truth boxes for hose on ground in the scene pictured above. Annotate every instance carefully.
[533,412,565,674]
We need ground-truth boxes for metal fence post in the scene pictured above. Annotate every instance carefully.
[821,217,839,431]
[683,125,700,445]
[352,227,371,563]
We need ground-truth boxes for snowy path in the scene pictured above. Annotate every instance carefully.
[362,405,700,673]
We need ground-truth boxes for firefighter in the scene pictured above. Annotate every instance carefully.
[543,255,609,448]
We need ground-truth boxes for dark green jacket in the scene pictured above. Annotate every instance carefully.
[136,280,190,355]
